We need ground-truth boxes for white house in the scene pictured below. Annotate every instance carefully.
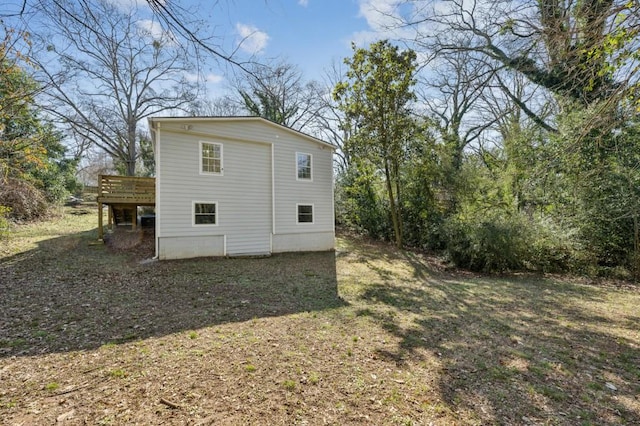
[148,116,335,260]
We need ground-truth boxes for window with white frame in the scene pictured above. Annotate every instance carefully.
[200,141,222,174]
[296,152,312,180]
[297,204,313,224]
[194,202,217,225]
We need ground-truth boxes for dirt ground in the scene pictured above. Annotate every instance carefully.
[0,207,639,425]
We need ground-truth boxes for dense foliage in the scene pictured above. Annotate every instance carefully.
[0,35,79,222]
[335,25,640,278]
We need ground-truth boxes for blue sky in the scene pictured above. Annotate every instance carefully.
[190,0,394,89]
[1,0,401,93]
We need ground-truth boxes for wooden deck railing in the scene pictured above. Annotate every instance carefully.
[97,175,155,205]
[97,175,156,240]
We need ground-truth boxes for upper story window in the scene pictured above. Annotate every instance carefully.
[201,141,223,175]
[296,152,312,181]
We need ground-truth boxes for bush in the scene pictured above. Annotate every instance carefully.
[0,205,11,237]
[443,210,593,274]
[0,178,49,221]
[526,218,590,273]
[335,170,393,241]
[443,212,529,272]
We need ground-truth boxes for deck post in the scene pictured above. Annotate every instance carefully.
[98,201,104,240]
[131,206,137,231]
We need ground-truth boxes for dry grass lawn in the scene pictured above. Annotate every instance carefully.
[0,205,639,425]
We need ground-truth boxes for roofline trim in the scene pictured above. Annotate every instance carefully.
[148,116,335,150]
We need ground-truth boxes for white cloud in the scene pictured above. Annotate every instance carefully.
[106,0,171,12]
[349,30,382,48]
[358,0,402,32]
[138,19,164,38]
[105,0,143,11]
[348,0,408,47]
[351,0,439,49]
[235,23,270,55]
[298,0,309,6]
[184,72,224,84]
[203,73,224,84]
[137,19,177,45]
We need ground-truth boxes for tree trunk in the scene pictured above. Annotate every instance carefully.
[392,156,403,246]
[126,122,137,176]
[384,160,402,248]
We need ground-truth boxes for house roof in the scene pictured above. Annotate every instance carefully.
[148,116,336,150]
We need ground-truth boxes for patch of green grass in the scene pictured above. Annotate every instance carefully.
[573,408,596,424]
[309,372,320,385]
[587,381,604,391]
[45,382,60,392]
[617,351,640,377]
[579,392,593,403]
[188,331,198,339]
[97,415,116,425]
[383,388,402,405]
[282,380,296,391]
[527,364,548,379]
[487,366,512,382]
[108,369,127,379]
[245,364,256,373]
[0,399,17,409]
[6,338,27,348]
[537,385,567,402]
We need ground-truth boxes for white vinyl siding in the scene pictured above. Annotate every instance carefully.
[156,128,271,257]
[296,152,312,181]
[273,137,333,235]
[152,117,334,258]
[193,201,217,226]
[200,141,222,175]
[296,204,314,224]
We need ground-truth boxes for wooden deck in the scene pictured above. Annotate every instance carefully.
[97,175,156,240]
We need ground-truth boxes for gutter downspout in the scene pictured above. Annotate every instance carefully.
[271,143,275,253]
[152,121,160,259]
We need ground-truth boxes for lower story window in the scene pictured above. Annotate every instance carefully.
[194,202,217,225]
[297,204,313,224]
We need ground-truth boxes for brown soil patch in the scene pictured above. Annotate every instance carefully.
[103,226,155,260]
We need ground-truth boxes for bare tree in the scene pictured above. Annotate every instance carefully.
[311,61,356,173]
[419,50,498,171]
[3,0,256,75]
[230,60,325,132]
[399,0,639,110]
[192,95,245,117]
[33,0,198,175]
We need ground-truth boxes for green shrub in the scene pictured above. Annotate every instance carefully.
[525,218,589,273]
[0,205,11,237]
[443,210,594,274]
[335,170,392,241]
[443,212,528,272]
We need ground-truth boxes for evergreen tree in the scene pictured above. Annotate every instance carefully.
[334,40,418,248]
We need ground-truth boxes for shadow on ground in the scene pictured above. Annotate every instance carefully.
[0,227,346,358]
[352,242,640,424]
